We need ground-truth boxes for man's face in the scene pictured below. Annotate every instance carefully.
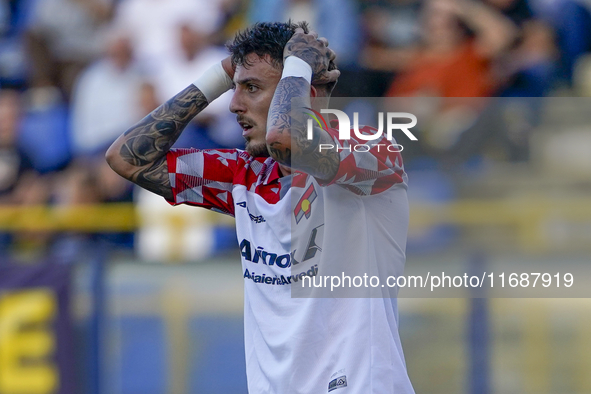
[230,53,282,157]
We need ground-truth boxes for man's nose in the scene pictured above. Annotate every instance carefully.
[229,90,245,114]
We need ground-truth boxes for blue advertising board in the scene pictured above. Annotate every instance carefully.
[0,263,75,394]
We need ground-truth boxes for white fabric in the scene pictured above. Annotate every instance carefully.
[70,60,143,154]
[234,178,415,393]
[281,56,312,83]
[190,58,233,104]
[29,0,113,61]
[114,0,222,74]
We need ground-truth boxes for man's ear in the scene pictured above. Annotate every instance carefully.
[310,85,318,98]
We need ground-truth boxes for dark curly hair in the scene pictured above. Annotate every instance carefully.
[227,21,338,94]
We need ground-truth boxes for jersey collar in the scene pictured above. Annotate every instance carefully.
[262,160,282,185]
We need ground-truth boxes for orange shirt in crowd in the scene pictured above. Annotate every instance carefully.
[386,41,494,98]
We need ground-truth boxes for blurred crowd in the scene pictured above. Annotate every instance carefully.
[0,0,590,258]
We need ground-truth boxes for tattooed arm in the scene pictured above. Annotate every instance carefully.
[266,29,341,181]
[266,78,340,180]
[105,85,208,200]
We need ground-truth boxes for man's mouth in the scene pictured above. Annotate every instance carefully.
[238,120,254,136]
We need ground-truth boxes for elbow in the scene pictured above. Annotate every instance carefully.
[105,141,119,171]
[105,142,117,169]
[105,139,133,180]
[266,128,292,166]
[265,127,282,150]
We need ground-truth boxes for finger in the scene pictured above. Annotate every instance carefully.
[325,69,341,83]
[309,30,319,39]
[294,27,305,35]
[221,56,235,78]
[313,69,341,85]
[328,48,337,62]
[318,37,329,47]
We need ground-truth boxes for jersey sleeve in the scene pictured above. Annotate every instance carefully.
[166,148,238,216]
[320,125,407,196]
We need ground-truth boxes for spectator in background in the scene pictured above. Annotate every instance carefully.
[17,86,71,174]
[0,89,31,200]
[0,89,53,256]
[70,29,144,157]
[24,0,115,100]
[113,0,223,76]
[364,0,422,49]
[484,0,559,96]
[68,25,139,249]
[360,0,422,72]
[492,0,591,91]
[385,0,518,98]
[375,0,522,164]
[18,82,72,174]
[0,0,33,88]
[539,0,591,86]
[493,18,557,96]
[151,19,242,149]
[67,28,145,252]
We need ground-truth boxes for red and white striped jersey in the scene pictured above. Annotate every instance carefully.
[166,125,415,394]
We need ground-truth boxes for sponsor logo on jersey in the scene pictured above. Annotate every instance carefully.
[240,239,291,268]
[243,265,318,286]
[239,224,323,271]
[237,201,266,223]
[294,184,317,224]
[328,375,347,392]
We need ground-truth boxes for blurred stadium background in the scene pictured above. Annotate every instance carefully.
[1,0,591,393]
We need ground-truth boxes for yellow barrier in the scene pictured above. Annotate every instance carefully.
[0,204,137,232]
[1,196,590,251]
[410,196,591,251]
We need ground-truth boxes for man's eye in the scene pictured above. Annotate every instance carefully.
[247,85,259,93]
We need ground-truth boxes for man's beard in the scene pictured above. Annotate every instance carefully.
[245,139,270,158]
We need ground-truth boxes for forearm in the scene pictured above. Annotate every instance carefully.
[459,1,518,57]
[106,84,208,198]
[266,76,310,165]
[268,29,341,179]
[118,84,207,166]
[266,77,339,181]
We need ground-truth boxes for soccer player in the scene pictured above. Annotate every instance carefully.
[106,21,415,394]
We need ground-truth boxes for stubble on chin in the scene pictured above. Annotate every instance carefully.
[245,140,270,158]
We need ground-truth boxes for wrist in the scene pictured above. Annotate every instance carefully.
[192,62,234,103]
[281,56,312,84]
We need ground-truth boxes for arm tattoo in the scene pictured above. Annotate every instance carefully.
[267,77,339,181]
[117,85,208,199]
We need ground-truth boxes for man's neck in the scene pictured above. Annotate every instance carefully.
[278,163,291,177]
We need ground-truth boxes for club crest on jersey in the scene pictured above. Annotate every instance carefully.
[328,375,347,392]
[294,184,317,223]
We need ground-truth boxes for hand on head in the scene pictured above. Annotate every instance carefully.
[283,28,340,87]
[221,55,236,81]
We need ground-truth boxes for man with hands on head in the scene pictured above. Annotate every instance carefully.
[107,21,414,394]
